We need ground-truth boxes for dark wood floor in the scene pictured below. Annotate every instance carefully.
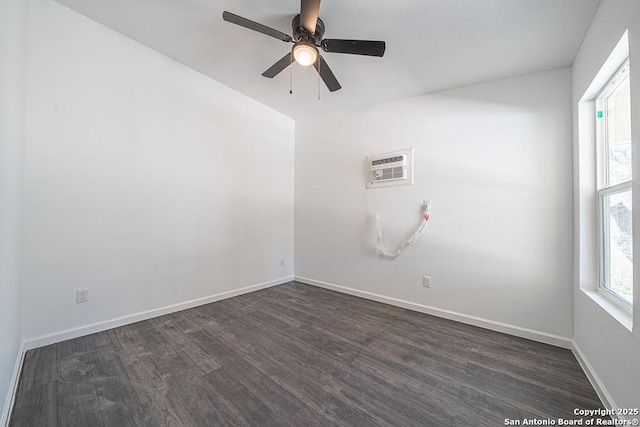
[10,282,605,426]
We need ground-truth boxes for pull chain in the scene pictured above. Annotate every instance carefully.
[289,53,293,95]
[317,56,321,101]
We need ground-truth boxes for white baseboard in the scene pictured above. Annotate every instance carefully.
[1,341,26,427]
[23,276,293,351]
[295,276,572,349]
[571,340,620,419]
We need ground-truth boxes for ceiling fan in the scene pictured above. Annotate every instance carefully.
[223,0,386,92]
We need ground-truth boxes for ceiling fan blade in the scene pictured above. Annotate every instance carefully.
[321,39,386,57]
[223,11,292,42]
[300,0,321,34]
[313,56,341,92]
[262,53,293,78]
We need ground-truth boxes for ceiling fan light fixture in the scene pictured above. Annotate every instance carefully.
[292,41,318,67]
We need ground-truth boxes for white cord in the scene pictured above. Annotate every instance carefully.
[372,189,431,260]
[372,187,386,239]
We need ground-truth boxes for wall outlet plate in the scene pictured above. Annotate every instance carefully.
[76,288,88,303]
[423,276,431,288]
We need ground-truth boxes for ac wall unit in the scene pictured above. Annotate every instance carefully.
[366,148,414,189]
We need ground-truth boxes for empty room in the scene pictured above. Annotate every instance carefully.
[1,0,639,425]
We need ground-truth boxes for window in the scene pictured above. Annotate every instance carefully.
[596,60,633,307]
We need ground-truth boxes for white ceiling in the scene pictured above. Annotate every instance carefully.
[54,0,600,120]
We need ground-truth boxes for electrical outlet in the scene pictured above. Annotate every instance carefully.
[423,276,431,288]
[280,258,285,267]
[76,288,89,303]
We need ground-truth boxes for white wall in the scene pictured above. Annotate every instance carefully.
[295,68,574,340]
[572,0,640,411]
[22,0,295,341]
[0,0,27,423]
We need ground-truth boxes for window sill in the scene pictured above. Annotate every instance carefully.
[582,289,633,332]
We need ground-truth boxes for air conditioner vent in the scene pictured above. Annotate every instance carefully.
[366,148,413,188]
[372,165,405,182]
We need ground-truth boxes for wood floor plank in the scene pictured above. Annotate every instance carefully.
[257,296,385,345]
[10,282,607,426]
[221,315,423,426]
[247,305,463,411]
[199,368,286,427]
[155,315,222,376]
[16,345,57,391]
[10,346,59,427]
[10,382,57,427]
[203,318,378,426]
[163,366,241,427]
[112,324,195,426]
[231,308,454,427]
[163,314,322,426]
[462,362,601,417]
[56,338,104,426]
[291,285,599,402]
[88,354,144,427]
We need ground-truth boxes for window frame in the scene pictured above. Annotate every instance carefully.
[595,59,633,311]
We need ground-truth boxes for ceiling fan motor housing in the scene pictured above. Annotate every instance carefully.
[292,14,325,45]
